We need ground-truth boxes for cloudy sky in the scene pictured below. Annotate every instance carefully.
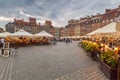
[0,0,120,29]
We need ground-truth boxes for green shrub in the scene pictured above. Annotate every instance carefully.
[100,50,118,68]
[84,41,99,53]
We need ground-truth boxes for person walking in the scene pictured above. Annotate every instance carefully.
[65,38,68,44]
[0,38,5,47]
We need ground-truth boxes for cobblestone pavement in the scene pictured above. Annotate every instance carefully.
[0,53,14,80]
[0,42,109,80]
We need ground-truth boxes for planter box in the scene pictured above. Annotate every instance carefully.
[85,49,100,61]
[87,52,98,61]
[86,52,93,58]
[100,61,117,80]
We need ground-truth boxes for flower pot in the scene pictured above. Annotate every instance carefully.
[100,61,117,80]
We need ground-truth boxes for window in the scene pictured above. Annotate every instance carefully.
[106,20,109,22]
[96,20,98,22]
[110,19,113,22]
[102,21,105,23]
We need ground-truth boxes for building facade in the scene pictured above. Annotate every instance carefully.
[54,27,60,39]
[74,24,80,37]
[102,8,120,26]
[62,5,120,37]
[59,27,65,37]
[41,20,55,36]
[79,17,91,35]
[5,17,41,34]
[91,14,102,31]
[68,27,74,37]
[60,28,69,38]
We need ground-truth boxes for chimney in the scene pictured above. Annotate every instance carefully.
[119,5,120,9]
[91,15,94,17]
[105,9,111,13]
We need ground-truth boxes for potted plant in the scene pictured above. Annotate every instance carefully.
[100,50,118,80]
[81,40,100,60]
[81,40,88,49]
[85,42,99,59]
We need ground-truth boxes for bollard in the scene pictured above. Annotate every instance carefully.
[118,56,120,80]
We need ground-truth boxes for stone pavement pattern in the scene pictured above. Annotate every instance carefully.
[0,55,14,80]
[0,42,109,80]
[55,61,109,80]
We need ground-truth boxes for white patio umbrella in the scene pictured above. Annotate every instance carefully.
[0,32,12,37]
[10,29,33,37]
[96,22,117,34]
[71,36,76,38]
[34,30,53,37]
[86,22,117,37]
[75,36,81,38]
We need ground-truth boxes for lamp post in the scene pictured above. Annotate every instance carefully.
[118,56,120,80]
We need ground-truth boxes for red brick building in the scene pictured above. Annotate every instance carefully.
[63,5,120,37]
[102,8,120,26]
[45,20,52,27]
[79,17,91,35]
[91,14,102,31]
[5,17,41,34]
[68,27,74,37]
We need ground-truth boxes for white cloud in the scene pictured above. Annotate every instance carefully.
[1,0,120,27]
[19,9,51,25]
[20,9,33,17]
[52,0,101,27]
[0,16,14,21]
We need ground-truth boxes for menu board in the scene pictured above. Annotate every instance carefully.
[3,42,10,49]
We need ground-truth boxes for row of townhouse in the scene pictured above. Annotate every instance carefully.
[5,18,61,38]
[60,5,120,38]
